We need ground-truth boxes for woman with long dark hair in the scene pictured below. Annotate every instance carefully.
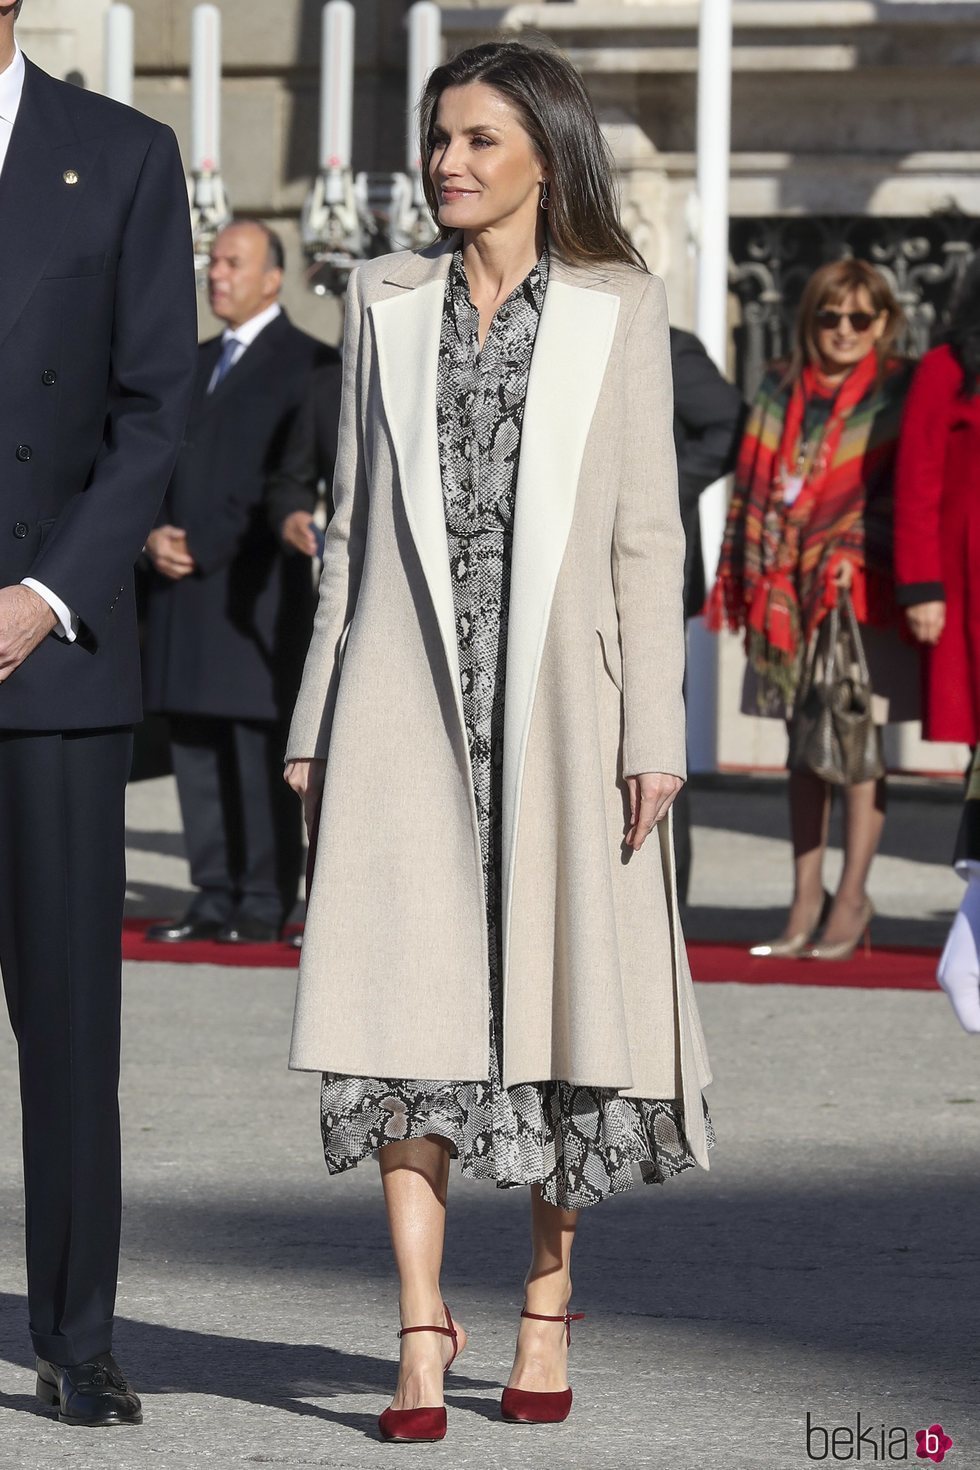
[283,39,712,1442]
[709,259,917,960]
[895,256,980,743]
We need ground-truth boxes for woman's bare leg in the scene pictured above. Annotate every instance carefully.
[507,1185,580,1393]
[782,769,832,939]
[822,774,886,944]
[379,1137,467,1411]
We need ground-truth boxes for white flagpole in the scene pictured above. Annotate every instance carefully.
[687,0,734,774]
[103,5,134,107]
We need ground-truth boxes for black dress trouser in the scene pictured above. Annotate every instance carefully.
[168,715,301,928]
[0,727,132,1365]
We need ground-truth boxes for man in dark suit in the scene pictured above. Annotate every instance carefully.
[670,327,746,903]
[143,220,338,945]
[0,4,196,1426]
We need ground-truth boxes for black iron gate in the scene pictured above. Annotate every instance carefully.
[729,213,980,397]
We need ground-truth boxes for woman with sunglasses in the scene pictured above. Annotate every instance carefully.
[709,259,917,959]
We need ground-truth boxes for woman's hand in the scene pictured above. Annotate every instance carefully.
[625,772,684,851]
[284,757,326,837]
[832,558,855,591]
[905,600,946,646]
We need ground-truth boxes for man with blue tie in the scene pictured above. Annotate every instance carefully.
[0,0,197,1425]
[143,220,338,945]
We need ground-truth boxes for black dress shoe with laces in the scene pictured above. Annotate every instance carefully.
[217,915,280,944]
[36,1352,143,1426]
[145,916,226,943]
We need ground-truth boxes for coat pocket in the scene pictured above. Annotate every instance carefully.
[42,252,115,280]
[337,620,353,670]
[596,627,623,692]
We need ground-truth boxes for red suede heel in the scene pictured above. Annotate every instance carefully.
[378,1304,459,1443]
[378,1405,447,1442]
[501,1309,585,1424]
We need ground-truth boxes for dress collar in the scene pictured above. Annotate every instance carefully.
[448,246,550,318]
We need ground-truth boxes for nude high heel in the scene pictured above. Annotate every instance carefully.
[805,898,875,961]
[500,1309,585,1424]
[749,890,832,958]
[377,1303,460,1443]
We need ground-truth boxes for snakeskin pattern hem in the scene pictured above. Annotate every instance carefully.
[320,1076,714,1210]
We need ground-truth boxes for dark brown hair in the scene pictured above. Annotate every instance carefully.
[417,40,645,272]
[943,253,980,396]
[789,258,904,384]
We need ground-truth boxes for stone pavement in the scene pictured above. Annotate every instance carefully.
[0,774,977,1470]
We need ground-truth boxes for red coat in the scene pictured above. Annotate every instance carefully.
[895,343,980,744]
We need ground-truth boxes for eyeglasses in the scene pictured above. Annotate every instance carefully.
[815,309,879,333]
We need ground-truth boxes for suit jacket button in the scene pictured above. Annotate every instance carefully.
[16,445,32,462]
[13,522,29,538]
[42,369,58,386]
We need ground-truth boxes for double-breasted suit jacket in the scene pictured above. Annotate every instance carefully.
[0,58,196,731]
[143,314,338,723]
[287,239,712,1168]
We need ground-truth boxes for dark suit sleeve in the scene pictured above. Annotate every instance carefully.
[28,126,197,645]
[186,427,287,578]
[672,330,746,511]
[189,346,338,575]
[265,356,342,542]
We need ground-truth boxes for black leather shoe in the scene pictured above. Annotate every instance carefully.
[217,916,280,944]
[145,917,226,943]
[36,1352,143,1426]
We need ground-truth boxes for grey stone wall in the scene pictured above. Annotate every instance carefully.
[128,0,415,341]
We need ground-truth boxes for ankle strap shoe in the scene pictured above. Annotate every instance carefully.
[378,1303,458,1442]
[501,1309,585,1424]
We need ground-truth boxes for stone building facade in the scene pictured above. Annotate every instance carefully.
[18,0,978,771]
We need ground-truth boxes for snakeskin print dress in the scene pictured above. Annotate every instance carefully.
[319,248,713,1209]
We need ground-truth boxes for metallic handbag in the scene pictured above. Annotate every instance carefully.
[787,587,885,787]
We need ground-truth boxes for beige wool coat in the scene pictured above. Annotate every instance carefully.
[287,236,712,1168]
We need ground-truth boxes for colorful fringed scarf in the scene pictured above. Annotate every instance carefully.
[706,353,910,707]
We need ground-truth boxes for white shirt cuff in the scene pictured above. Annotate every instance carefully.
[22,579,79,643]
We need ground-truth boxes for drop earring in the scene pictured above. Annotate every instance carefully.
[540,180,550,212]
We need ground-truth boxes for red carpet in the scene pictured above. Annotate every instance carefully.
[124,919,302,969]
[123,920,941,990]
[686,942,939,991]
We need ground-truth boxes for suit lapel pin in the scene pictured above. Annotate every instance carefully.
[63,169,79,186]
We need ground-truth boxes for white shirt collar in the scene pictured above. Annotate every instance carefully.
[0,44,25,125]
[222,302,282,350]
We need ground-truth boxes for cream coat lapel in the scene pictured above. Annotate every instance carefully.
[501,269,621,968]
[370,244,464,730]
